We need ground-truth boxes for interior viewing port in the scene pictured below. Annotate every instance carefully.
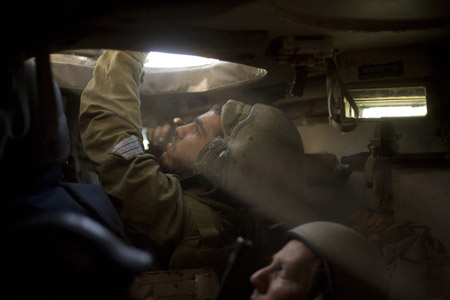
[344,86,427,119]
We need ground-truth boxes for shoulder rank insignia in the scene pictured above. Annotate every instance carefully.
[112,135,144,159]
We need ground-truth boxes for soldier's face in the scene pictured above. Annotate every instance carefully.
[160,110,221,173]
[250,240,321,300]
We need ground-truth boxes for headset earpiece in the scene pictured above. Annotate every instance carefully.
[195,137,228,187]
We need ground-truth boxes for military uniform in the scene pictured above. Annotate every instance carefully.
[79,50,248,271]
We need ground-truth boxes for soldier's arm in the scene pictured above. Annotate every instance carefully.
[79,50,184,255]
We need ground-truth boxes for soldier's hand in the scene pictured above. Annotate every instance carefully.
[147,123,172,149]
[146,118,184,157]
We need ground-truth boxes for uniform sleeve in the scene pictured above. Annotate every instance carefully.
[79,50,184,254]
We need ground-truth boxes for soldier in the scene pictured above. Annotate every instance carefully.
[249,221,389,300]
[79,49,306,285]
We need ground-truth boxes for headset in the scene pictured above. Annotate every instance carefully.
[174,136,228,189]
[194,137,229,186]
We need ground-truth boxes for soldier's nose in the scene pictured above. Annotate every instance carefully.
[250,266,270,294]
[175,125,187,138]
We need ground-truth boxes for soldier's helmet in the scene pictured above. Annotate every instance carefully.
[193,99,310,224]
[288,221,389,300]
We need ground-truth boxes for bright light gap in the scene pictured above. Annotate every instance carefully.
[144,52,219,69]
[360,106,427,118]
[142,128,150,150]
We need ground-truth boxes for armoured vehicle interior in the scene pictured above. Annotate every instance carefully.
[3,0,450,299]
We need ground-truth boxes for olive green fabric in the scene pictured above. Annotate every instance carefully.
[79,50,242,270]
[220,99,252,140]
